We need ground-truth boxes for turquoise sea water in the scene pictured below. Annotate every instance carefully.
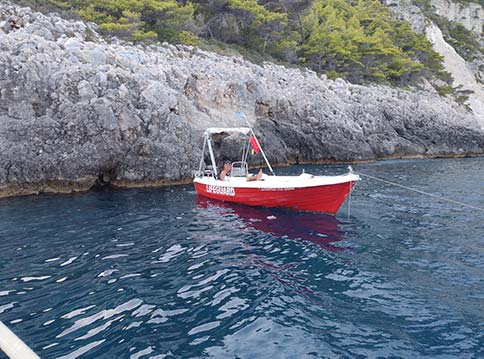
[0,158,483,358]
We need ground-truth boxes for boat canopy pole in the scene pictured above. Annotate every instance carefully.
[197,135,207,175]
[241,136,247,163]
[206,132,218,179]
[236,112,275,176]
[249,128,275,176]
[243,137,251,163]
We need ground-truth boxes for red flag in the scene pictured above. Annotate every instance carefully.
[250,135,261,153]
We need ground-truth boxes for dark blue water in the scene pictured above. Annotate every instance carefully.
[0,158,483,358]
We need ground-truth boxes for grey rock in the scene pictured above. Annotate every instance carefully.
[383,0,427,33]
[384,0,484,118]
[0,0,483,198]
[431,0,483,35]
[77,80,96,101]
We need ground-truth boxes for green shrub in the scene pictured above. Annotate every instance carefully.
[132,30,158,44]
[11,0,451,87]
[178,30,199,46]
[436,84,453,96]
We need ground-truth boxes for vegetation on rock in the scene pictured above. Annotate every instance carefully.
[433,17,483,63]
[14,0,450,87]
[412,0,483,63]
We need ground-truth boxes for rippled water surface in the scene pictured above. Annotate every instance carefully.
[0,158,483,358]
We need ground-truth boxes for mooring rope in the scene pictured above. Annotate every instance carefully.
[347,180,354,220]
[354,171,484,212]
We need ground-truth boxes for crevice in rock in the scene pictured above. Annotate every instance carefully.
[93,168,116,189]
[169,105,179,114]
[5,162,12,182]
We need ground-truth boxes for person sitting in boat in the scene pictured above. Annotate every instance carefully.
[220,161,263,181]
[220,161,231,181]
[247,169,263,181]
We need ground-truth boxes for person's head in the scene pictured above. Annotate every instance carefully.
[224,161,231,171]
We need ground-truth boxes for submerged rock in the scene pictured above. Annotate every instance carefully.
[0,0,483,198]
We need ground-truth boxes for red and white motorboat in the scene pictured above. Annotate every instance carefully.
[193,117,359,215]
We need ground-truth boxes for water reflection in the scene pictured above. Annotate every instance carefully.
[3,159,482,357]
[196,197,346,252]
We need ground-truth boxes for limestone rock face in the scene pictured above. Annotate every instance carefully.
[431,0,483,35]
[429,0,484,88]
[425,23,484,122]
[384,0,484,124]
[0,0,483,198]
[382,0,427,33]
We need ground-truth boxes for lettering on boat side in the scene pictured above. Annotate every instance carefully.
[260,188,295,191]
[206,185,236,196]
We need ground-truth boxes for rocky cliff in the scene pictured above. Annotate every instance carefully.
[431,0,483,34]
[0,1,483,198]
[384,0,484,119]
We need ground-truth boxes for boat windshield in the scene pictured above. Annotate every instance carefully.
[231,162,248,177]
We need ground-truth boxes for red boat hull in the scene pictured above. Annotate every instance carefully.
[194,181,357,214]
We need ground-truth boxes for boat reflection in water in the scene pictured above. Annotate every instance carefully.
[196,197,346,252]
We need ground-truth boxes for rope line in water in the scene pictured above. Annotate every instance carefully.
[354,171,484,212]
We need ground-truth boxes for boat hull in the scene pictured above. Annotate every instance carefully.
[194,178,357,214]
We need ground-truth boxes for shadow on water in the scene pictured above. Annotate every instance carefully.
[195,197,347,252]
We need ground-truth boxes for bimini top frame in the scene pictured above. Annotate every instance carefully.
[204,127,251,136]
[197,114,275,179]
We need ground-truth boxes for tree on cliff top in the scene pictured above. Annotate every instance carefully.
[14,0,450,88]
